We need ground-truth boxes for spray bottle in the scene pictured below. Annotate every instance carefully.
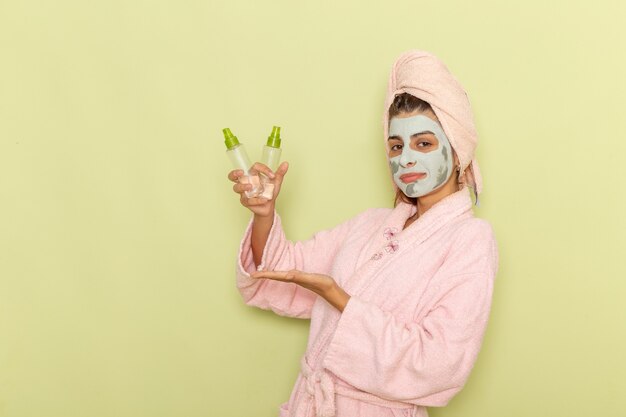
[223,128,263,198]
[258,126,282,199]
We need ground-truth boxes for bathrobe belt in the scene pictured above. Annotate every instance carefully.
[298,356,416,417]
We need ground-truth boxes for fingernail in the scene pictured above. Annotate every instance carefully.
[269,172,276,179]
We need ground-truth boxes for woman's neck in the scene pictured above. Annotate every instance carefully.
[403,180,461,230]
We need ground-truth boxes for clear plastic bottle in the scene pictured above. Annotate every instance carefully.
[223,128,263,198]
[259,126,282,199]
[262,126,282,171]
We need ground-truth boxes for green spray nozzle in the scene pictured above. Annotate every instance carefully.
[266,126,281,148]
[223,128,240,150]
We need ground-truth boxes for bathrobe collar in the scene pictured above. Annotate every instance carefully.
[353,186,474,281]
[392,185,473,238]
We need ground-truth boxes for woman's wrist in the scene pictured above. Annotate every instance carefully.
[325,282,351,313]
[253,212,273,221]
[253,204,275,221]
[251,208,275,267]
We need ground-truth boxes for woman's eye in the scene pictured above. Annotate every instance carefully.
[417,141,431,148]
[391,144,403,151]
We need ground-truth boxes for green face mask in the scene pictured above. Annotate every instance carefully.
[388,115,454,197]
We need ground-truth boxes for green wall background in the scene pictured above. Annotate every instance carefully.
[1,1,624,416]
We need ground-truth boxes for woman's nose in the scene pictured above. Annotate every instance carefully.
[399,152,416,168]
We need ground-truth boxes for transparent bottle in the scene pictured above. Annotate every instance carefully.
[259,126,282,199]
[223,128,263,198]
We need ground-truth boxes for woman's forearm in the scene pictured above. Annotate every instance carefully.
[251,213,274,268]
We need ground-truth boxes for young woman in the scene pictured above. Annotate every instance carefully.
[228,50,499,417]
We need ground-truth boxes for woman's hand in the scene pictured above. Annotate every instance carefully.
[250,269,351,312]
[227,161,289,218]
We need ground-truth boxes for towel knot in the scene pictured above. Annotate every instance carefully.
[298,356,336,417]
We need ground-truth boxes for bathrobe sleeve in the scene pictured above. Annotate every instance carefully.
[236,209,375,319]
[322,219,499,406]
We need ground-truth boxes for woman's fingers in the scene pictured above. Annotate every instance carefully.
[249,162,275,179]
[228,169,244,182]
[272,161,290,193]
[239,194,269,206]
[251,270,288,279]
[275,161,289,177]
[274,161,289,183]
[250,270,331,295]
[229,162,288,214]
[229,161,286,181]
[229,161,287,185]
[245,196,270,206]
[251,269,313,281]
[232,182,252,194]
[251,270,298,281]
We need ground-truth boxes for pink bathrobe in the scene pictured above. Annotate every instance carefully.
[235,186,499,417]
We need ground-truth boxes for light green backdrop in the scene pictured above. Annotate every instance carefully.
[1,1,624,416]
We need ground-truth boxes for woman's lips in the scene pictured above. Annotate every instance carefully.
[399,172,427,183]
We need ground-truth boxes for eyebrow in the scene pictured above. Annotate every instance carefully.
[387,131,435,141]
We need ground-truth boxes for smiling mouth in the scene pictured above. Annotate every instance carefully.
[399,172,427,184]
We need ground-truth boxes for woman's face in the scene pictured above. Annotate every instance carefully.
[387,109,455,198]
